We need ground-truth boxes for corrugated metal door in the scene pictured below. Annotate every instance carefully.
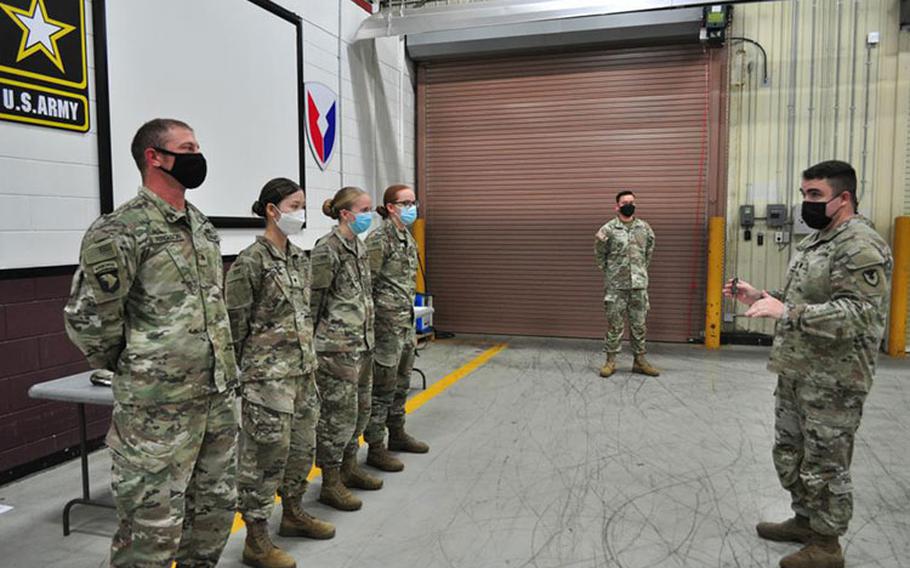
[418,46,725,341]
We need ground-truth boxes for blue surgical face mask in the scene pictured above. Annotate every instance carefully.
[350,211,372,234]
[399,205,417,226]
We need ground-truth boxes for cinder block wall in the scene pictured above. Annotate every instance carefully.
[0,271,105,475]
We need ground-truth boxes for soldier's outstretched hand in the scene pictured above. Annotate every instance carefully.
[744,291,785,319]
[723,278,762,306]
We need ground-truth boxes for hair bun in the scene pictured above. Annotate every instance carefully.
[322,198,336,219]
[251,201,265,217]
[376,205,389,219]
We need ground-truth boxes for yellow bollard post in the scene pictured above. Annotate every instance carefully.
[887,216,910,357]
[413,218,426,294]
[704,216,725,349]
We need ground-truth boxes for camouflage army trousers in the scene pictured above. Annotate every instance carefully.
[237,374,319,522]
[603,288,650,355]
[106,390,238,568]
[315,350,373,468]
[773,375,866,536]
[364,323,415,444]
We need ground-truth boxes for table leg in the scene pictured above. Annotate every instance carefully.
[412,368,427,390]
[62,403,115,536]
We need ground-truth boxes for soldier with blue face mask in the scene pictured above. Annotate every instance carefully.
[363,184,429,474]
[310,186,380,511]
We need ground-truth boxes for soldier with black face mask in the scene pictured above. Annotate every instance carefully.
[594,190,659,378]
[725,160,893,568]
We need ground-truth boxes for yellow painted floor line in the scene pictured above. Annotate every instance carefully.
[228,342,508,535]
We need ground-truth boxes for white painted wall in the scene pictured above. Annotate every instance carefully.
[0,0,416,268]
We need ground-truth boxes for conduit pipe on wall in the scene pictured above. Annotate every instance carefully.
[848,0,859,160]
[785,0,799,227]
[860,37,875,206]
[806,0,817,166]
[832,0,844,157]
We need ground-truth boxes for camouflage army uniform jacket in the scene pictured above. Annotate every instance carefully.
[64,186,237,405]
[768,215,893,393]
[594,217,656,290]
[226,237,317,393]
[310,227,374,353]
[367,220,418,330]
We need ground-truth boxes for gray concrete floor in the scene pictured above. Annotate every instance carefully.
[1,336,908,568]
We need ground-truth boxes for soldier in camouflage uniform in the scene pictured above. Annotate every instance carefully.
[64,119,238,568]
[725,161,893,568]
[226,179,335,568]
[594,190,660,378]
[310,186,381,511]
[363,185,429,474]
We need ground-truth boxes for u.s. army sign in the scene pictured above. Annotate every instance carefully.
[0,0,89,132]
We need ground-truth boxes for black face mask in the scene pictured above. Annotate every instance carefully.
[619,203,636,217]
[801,197,839,230]
[155,147,207,189]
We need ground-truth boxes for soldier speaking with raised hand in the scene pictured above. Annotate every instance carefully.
[724,160,892,568]
[65,118,239,568]
[595,190,660,378]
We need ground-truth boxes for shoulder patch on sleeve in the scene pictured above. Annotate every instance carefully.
[226,260,253,309]
[84,239,117,265]
[844,246,885,271]
[861,268,881,288]
[310,248,334,289]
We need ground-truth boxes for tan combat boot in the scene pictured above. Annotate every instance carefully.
[341,454,383,490]
[632,354,660,377]
[241,519,296,568]
[366,443,405,472]
[318,466,362,511]
[278,493,336,539]
[779,533,844,568]
[599,354,616,378]
[388,425,429,453]
[756,515,814,543]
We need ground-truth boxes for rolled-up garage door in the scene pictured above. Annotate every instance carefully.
[418,45,726,341]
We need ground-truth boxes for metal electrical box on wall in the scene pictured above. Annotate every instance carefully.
[739,205,755,227]
[767,204,788,228]
[792,204,812,235]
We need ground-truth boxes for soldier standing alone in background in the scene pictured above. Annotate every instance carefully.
[725,160,892,568]
[64,118,239,567]
[594,190,660,378]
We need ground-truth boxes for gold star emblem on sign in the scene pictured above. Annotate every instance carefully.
[1,0,76,73]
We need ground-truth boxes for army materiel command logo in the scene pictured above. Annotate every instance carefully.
[0,0,89,132]
[304,82,338,171]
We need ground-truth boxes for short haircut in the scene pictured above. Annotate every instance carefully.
[802,160,857,208]
[615,190,635,203]
[130,118,193,175]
